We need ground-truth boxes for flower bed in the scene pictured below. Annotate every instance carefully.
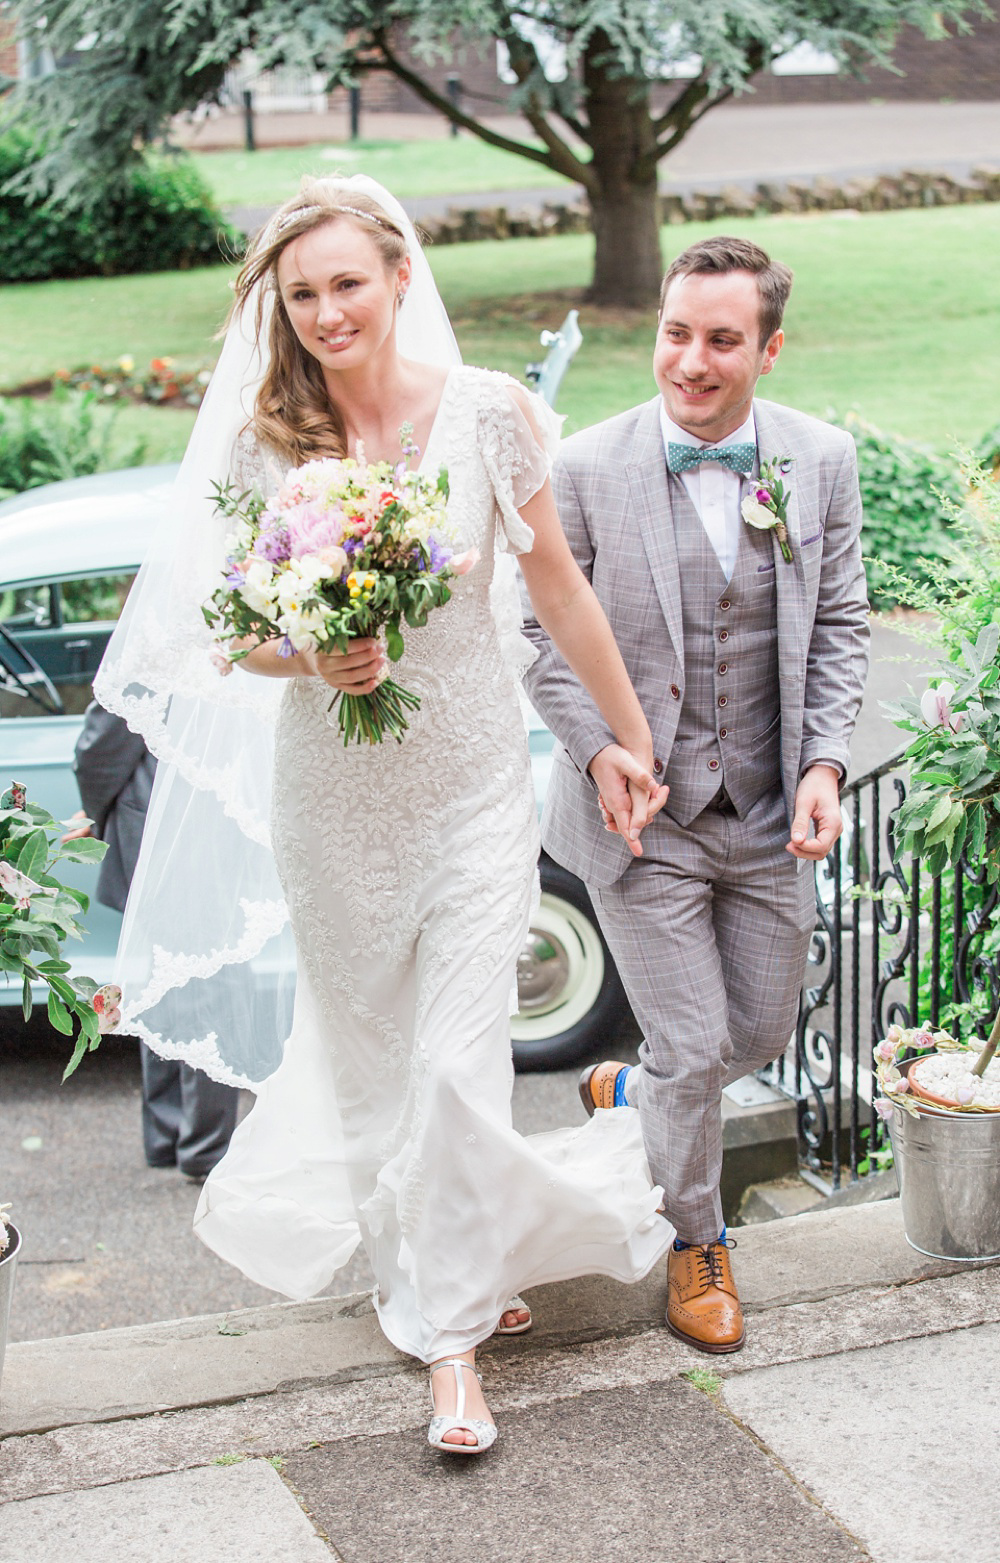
[47,356,213,409]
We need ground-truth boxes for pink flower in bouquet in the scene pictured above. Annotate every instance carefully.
[314,545,349,579]
[874,1097,895,1122]
[209,646,235,678]
[874,1037,898,1063]
[450,549,480,577]
[287,504,346,559]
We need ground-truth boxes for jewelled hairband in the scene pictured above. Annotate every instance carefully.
[270,203,401,239]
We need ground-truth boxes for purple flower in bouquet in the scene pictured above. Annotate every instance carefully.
[254,521,292,564]
[426,537,452,574]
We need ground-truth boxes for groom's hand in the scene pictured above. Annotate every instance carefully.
[588,745,668,857]
[787,765,842,860]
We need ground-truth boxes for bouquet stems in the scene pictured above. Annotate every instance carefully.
[333,679,422,746]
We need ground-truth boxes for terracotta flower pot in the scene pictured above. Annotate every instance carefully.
[906,1056,1000,1114]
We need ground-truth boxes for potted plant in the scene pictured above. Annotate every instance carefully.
[876,460,1000,1260]
[0,779,117,1395]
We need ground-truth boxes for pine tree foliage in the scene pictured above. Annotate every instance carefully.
[8,1,987,304]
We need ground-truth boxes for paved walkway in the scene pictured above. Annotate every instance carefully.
[178,100,1000,233]
[2,1201,997,1561]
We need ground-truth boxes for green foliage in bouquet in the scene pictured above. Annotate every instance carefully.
[203,438,463,746]
[0,781,113,1079]
[880,462,1000,885]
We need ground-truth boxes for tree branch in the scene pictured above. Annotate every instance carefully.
[497,26,596,190]
[369,27,591,189]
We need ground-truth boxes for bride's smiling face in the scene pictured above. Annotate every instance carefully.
[276,219,411,372]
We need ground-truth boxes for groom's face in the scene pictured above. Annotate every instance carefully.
[654,270,783,443]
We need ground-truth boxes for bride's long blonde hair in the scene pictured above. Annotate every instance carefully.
[230,179,408,467]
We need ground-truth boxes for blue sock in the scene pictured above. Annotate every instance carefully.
[673,1226,726,1252]
[613,1067,630,1108]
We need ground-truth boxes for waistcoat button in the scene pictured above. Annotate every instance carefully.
[653,757,663,774]
[708,759,720,771]
[670,684,681,699]
[719,728,728,739]
[718,662,728,675]
[718,695,728,707]
[719,599,731,610]
[719,629,729,642]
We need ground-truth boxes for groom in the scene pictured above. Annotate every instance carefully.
[522,235,869,1353]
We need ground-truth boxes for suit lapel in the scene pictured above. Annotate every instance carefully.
[753,399,807,678]
[626,399,685,671]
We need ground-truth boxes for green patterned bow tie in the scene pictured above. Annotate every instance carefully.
[667,441,756,475]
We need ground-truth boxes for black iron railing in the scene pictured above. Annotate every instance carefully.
[761,755,1000,1189]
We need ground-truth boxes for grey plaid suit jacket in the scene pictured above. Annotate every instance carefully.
[522,395,871,888]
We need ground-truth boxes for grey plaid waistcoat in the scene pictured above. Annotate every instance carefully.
[663,490,781,827]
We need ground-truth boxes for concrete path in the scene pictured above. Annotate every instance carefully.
[212,100,1000,234]
[2,1202,998,1562]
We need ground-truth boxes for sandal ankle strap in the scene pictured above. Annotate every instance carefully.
[429,1358,481,1382]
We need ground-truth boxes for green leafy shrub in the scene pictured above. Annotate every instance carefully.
[836,411,965,609]
[0,780,113,1079]
[975,421,1000,477]
[882,462,1000,883]
[0,126,243,281]
[0,386,147,498]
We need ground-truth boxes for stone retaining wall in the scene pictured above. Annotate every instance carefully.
[419,166,1000,245]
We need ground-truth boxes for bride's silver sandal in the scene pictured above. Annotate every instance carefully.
[496,1294,532,1336]
[427,1358,498,1456]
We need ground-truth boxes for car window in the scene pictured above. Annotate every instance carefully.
[0,571,136,721]
[61,573,135,624]
[0,583,54,630]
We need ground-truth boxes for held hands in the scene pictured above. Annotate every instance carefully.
[787,764,843,861]
[299,637,385,694]
[588,745,669,857]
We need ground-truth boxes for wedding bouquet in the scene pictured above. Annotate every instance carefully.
[204,430,476,744]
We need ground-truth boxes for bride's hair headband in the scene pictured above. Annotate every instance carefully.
[269,201,404,243]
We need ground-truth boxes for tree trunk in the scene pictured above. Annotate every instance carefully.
[583,36,663,309]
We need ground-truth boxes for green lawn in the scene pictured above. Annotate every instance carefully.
[2,203,998,459]
[189,138,572,210]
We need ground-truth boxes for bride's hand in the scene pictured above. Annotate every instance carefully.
[299,638,384,693]
[588,745,668,857]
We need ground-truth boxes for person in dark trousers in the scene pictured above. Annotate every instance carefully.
[67,702,239,1181]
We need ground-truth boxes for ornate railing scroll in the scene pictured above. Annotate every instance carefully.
[760,754,999,1189]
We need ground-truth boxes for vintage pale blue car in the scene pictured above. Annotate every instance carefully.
[0,463,627,1068]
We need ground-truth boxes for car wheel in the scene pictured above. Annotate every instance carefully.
[511,857,630,1072]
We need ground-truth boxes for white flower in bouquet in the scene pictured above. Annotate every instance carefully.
[204,427,464,745]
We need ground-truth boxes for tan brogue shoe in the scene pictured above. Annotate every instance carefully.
[666,1240,746,1354]
[578,1060,628,1117]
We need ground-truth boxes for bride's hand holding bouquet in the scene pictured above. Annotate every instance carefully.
[204,426,476,745]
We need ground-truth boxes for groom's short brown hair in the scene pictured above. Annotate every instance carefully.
[659,236,794,347]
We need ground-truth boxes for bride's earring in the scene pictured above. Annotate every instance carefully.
[397,289,406,306]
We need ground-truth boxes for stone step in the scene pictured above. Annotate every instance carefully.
[737,1165,898,1225]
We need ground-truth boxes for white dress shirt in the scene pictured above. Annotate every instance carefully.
[659,403,757,582]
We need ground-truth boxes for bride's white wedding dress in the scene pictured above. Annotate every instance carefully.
[194,364,672,1362]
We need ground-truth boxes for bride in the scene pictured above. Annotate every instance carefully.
[96,175,674,1455]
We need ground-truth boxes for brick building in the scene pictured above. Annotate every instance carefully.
[347,10,1000,115]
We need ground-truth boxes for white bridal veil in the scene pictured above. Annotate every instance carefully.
[94,176,463,1087]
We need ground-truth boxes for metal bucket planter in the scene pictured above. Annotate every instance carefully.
[889,1062,1000,1261]
[0,1223,21,1399]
